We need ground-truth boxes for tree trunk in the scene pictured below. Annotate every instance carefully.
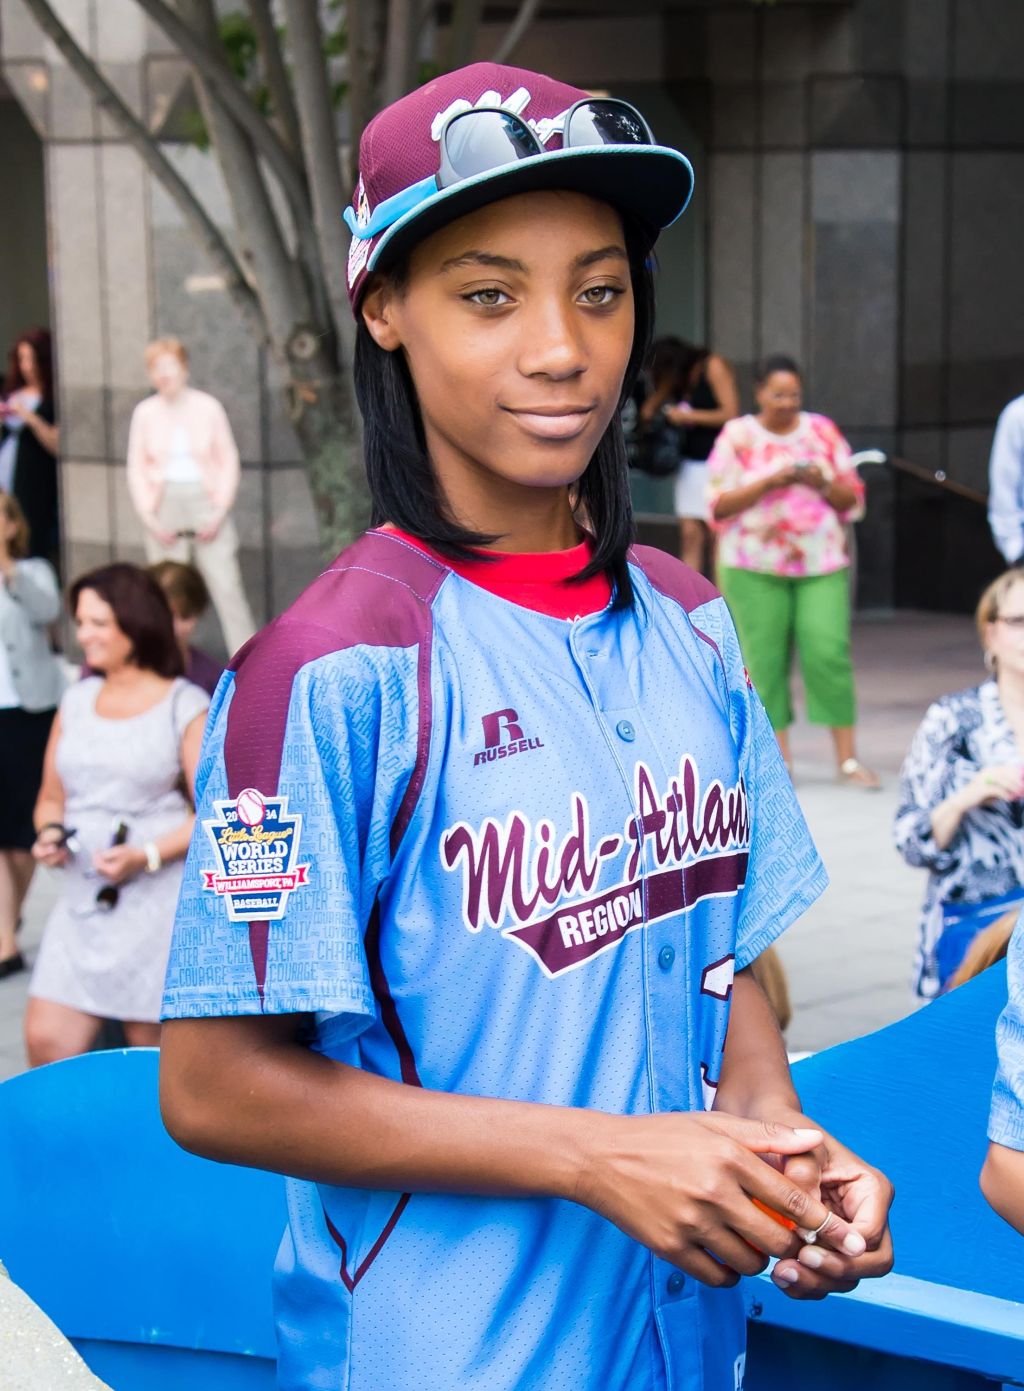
[286,340,372,556]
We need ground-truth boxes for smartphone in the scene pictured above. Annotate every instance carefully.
[56,825,80,854]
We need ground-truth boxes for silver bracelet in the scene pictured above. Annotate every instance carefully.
[144,841,163,874]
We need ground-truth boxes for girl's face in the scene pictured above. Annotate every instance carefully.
[756,371,802,430]
[363,190,635,517]
[76,588,134,674]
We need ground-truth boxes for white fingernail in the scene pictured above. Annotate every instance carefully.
[801,1246,825,1269]
[843,1232,866,1256]
[774,1265,799,1284]
[793,1128,822,1140]
[796,1228,818,1244]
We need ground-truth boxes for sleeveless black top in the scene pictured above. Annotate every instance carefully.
[683,364,721,462]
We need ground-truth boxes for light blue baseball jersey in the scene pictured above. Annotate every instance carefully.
[163,530,826,1391]
[989,911,1024,1151]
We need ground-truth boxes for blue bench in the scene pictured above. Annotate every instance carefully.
[0,965,1021,1388]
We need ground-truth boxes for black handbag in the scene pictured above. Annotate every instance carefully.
[621,394,685,478]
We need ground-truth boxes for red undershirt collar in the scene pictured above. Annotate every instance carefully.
[380,527,613,620]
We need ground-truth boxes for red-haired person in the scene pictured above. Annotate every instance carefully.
[0,328,59,566]
[25,564,208,1065]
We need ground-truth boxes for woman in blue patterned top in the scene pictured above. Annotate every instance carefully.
[895,569,1024,998]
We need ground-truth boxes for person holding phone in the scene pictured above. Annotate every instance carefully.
[707,355,877,787]
[25,563,207,1065]
[157,64,893,1391]
[0,328,59,567]
[639,337,739,575]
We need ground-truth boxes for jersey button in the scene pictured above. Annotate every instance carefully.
[615,720,636,742]
[658,944,675,971]
[667,1271,685,1295]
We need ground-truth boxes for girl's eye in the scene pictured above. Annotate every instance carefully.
[579,284,623,307]
[465,288,511,307]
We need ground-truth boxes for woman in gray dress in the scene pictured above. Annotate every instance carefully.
[25,564,208,1065]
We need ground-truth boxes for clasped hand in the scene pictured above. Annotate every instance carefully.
[92,844,147,885]
[965,763,1024,807]
[32,826,70,868]
[768,464,828,492]
[576,1109,893,1300]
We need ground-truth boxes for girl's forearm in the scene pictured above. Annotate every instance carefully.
[160,1015,595,1199]
[981,1143,1024,1235]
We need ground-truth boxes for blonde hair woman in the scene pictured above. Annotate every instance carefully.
[895,568,1024,998]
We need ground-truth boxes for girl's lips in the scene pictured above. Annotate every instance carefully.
[504,408,594,440]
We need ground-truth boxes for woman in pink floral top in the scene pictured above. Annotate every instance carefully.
[707,355,878,787]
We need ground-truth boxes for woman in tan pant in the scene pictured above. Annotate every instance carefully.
[127,338,255,656]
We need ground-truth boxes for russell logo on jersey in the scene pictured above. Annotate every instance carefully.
[473,708,545,767]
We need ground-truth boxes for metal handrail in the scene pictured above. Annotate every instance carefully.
[633,451,989,529]
[884,455,987,508]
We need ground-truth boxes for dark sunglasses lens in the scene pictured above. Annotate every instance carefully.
[566,101,651,147]
[443,110,539,182]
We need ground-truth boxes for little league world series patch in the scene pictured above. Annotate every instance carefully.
[202,787,310,922]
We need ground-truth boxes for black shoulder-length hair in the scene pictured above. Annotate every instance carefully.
[70,562,184,678]
[354,215,657,610]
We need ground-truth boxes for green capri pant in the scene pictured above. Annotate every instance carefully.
[717,565,856,731]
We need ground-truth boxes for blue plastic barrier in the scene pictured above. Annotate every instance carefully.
[0,966,1021,1388]
[745,961,1024,1390]
[0,1047,283,1388]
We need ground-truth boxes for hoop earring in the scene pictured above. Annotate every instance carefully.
[985,650,997,674]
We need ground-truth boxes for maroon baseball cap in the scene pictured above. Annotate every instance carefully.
[344,62,694,311]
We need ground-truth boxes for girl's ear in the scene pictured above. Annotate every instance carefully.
[361,279,403,352]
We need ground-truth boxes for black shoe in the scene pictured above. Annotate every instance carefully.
[0,952,25,979]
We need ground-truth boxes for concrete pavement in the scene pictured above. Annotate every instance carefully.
[0,610,983,1075]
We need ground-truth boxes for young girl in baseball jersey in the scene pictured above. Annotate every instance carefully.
[161,63,893,1391]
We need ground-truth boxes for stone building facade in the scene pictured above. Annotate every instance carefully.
[1,0,1020,633]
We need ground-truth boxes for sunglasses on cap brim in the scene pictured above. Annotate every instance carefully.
[345,98,656,243]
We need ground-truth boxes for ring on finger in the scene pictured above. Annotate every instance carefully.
[796,1214,832,1245]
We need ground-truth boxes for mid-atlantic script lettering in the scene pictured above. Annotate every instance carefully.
[440,757,750,976]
